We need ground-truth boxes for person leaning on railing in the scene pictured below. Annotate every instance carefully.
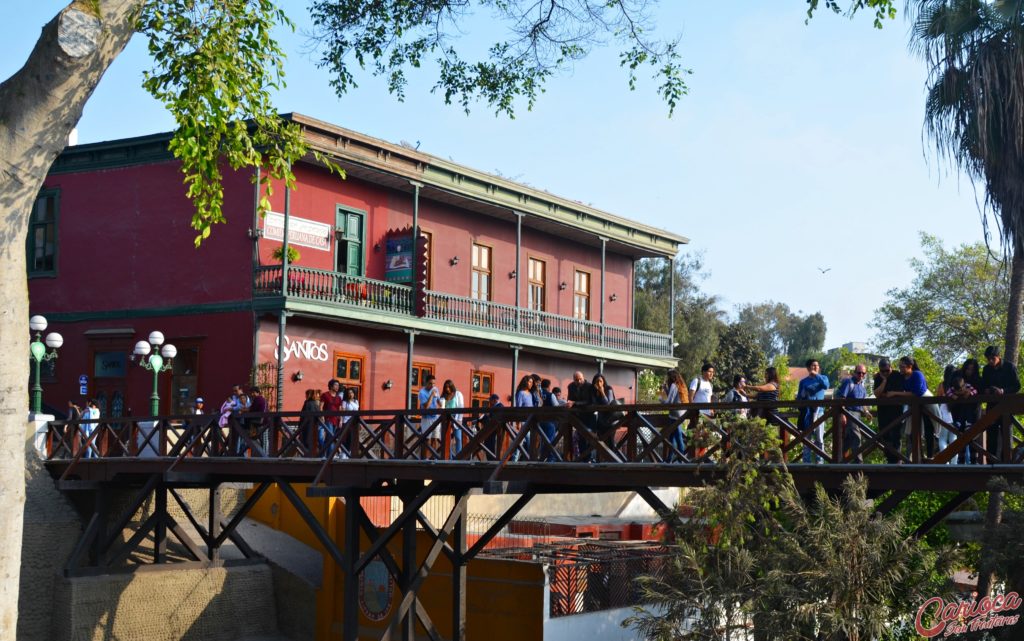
[980,345,1021,463]
[873,358,905,463]
[886,356,941,459]
[744,366,780,422]
[300,389,323,455]
[834,365,872,463]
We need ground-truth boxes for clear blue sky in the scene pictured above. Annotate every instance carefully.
[3,2,989,353]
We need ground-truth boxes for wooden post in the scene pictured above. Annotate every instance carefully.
[452,496,467,641]
[910,401,922,464]
[154,482,167,563]
[401,492,417,641]
[342,490,361,641]
[209,484,220,561]
[832,404,844,463]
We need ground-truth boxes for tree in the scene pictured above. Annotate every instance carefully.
[0,2,688,636]
[785,312,827,364]
[0,1,899,635]
[736,302,828,365]
[819,346,866,388]
[871,233,1009,365]
[635,253,726,379]
[736,301,795,360]
[713,323,769,391]
[624,417,950,641]
[910,0,1024,597]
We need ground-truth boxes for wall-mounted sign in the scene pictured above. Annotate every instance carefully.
[274,335,329,362]
[263,212,332,251]
[385,236,413,282]
[93,351,126,378]
[358,558,394,621]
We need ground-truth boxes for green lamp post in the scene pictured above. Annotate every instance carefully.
[133,331,176,416]
[29,315,62,414]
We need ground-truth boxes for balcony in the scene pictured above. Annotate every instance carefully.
[254,265,673,358]
[254,265,414,314]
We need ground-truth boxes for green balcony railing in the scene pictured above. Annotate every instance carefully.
[254,265,413,315]
[254,267,673,357]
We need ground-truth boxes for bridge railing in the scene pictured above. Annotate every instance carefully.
[43,396,1024,477]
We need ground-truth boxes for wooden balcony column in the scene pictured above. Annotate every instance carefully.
[600,236,607,347]
[514,211,524,333]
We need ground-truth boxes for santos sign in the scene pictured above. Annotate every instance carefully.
[274,336,329,362]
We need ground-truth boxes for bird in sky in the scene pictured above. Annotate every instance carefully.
[817,267,831,274]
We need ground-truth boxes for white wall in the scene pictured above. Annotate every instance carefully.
[544,607,640,641]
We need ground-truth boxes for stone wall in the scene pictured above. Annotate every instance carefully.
[20,416,310,641]
[51,564,280,641]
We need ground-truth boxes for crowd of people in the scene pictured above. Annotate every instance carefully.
[64,344,1021,463]
[658,345,1021,465]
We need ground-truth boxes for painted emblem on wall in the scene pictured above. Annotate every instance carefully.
[359,558,394,621]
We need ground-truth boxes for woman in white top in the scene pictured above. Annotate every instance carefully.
[442,379,465,456]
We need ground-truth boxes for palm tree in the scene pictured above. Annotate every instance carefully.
[911,0,1024,601]
[913,0,1024,365]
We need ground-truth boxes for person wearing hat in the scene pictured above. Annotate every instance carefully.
[193,397,205,415]
[873,357,905,463]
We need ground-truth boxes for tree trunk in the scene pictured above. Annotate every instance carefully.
[0,2,141,638]
[976,246,1024,599]
[1003,246,1024,365]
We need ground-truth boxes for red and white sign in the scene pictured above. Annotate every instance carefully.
[263,212,332,251]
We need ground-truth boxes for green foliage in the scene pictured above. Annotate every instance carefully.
[736,301,828,365]
[308,0,688,117]
[912,0,1024,259]
[911,347,943,391]
[736,301,794,360]
[806,0,898,28]
[634,254,726,379]
[712,323,768,391]
[891,491,955,547]
[138,0,318,246]
[636,369,663,403]
[625,416,954,641]
[270,245,301,263]
[773,354,797,401]
[871,233,1010,365]
[820,346,874,389]
[786,311,827,364]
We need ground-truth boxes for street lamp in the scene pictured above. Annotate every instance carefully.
[29,315,62,414]
[134,331,176,416]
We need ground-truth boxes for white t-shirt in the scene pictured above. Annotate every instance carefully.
[689,377,713,404]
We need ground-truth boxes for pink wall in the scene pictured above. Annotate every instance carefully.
[35,161,255,313]
[256,163,637,328]
[257,317,637,411]
[37,311,254,417]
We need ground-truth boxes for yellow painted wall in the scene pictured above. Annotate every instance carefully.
[249,485,546,641]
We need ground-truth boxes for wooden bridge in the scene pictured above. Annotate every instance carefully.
[41,395,1024,641]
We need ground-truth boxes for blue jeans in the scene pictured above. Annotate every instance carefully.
[669,425,686,461]
[81,424,97,459]
[318,421,336,455]
[452,416,464,457]
[539,421,557,461]
[801,408,824,463]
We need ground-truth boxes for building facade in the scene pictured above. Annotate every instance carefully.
[29,114,685,417]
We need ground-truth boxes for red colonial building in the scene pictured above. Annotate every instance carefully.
[28,113,685,417]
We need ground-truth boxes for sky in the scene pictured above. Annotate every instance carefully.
[2,2,991,350]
